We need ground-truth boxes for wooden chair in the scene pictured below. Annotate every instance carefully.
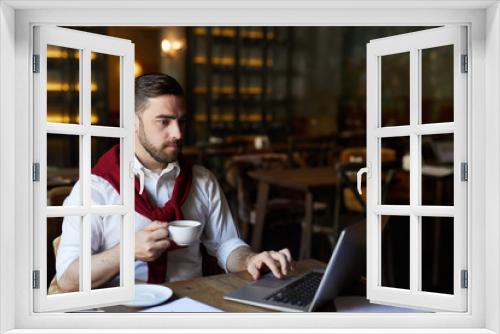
[337,147,396,212]
[47,185,73,206]
[48,236,63,294]
[226,153,329,260]
[224,153,293,241]
[323,147,398,245]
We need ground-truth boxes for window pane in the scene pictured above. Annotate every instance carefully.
[47,45,80,124]
[47,134,80,206]
[91,52,121,127]
[381,137,409,205]
[381,215,410,289]
[91,214,122,290]
[421,45,454,124]
[91,137,121,204]
[421,216,454,294]
[381,52,410,127]
[49,216,81,294]
[421,134,454,206]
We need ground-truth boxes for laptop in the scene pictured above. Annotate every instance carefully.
[223,221,366,312]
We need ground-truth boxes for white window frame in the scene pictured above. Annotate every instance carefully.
[32,26,136,312]
[0,1,499,333]
[366,26,468,312]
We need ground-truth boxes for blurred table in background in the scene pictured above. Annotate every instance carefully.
[248,167,337,260]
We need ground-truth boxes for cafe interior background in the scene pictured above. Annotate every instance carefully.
[46,26,454,299]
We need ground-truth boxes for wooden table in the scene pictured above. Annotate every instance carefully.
[248,167,338,260]
[99,259,327,313]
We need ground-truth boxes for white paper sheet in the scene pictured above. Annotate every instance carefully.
[140,297,223,313]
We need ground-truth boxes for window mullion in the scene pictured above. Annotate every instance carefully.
[374,205,455,216]
[375,123,454,138]
[81,214,91,293]
[121,50,135,290]
[410,214,420,292]
[366,45,380,294]
[46,205,129,217]
[409,48,421,293]
[80,47,92,293]
[409,49,420,206]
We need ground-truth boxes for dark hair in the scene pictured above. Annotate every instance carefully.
[135,73,184,113]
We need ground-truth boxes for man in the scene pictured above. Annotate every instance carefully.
[56,73,294,292]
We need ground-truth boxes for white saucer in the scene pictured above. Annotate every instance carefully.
[122,284,173,308]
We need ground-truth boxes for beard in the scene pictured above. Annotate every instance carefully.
[137,119,181,164]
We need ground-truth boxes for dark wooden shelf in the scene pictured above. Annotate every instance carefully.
[186,26,296,144]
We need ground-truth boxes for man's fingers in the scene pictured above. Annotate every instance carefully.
[278,248,292,262]
[260,254,282,279]
[256,261,263,270]
[278,248,295,271]
[153,239,170,251]
[151,227,168,241]
[246,250,295,280]
[247,261,260,280]
[144,221,167,231]
[270,251,289,276]
[144,221,162,230]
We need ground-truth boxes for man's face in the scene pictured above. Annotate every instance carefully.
[135,94,186,164]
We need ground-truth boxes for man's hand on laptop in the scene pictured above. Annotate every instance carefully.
[246,248,295,280]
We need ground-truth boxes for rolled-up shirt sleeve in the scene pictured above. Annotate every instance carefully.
[55,213,81,281]
[200,169,248,272]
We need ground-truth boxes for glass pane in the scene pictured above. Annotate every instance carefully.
[47,45,80,124]
[381,137,409,205]
[381,52,410,127]
[91,137,121,203]
[381,215,410,289]
[47,134,80,205]
[91,214,122,290]
[91,52,121,127]
[421,45,454,124]
[50,216,81,294]
[421,134,454,206]
[421,216,454,294]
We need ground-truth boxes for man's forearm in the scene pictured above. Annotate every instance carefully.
[226,245,256,273]
[58,244,121,292]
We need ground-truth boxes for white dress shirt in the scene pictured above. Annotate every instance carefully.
[56,157,248,283]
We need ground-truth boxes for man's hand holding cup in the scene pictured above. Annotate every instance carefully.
[134,220,171,262]
[135,220,203,263]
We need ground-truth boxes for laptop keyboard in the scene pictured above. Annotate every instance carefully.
[265,271,323,308]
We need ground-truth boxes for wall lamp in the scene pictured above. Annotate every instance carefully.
[161,38,184,58]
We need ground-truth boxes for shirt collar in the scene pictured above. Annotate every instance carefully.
[133,155,181,178]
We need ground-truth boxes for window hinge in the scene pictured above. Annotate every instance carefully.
[461,270,468,289]
[461,54,468,73]
[32,163,40,182]
[32,54,40,73]
[461,162,468,181]
[32,270,40,289]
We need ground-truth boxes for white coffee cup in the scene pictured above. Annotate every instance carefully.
[167,220,202,245]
